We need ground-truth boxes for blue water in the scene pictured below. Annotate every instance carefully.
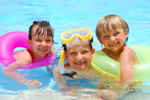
[0,0,150,99]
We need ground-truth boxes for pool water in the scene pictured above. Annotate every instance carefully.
[0,0,150,99]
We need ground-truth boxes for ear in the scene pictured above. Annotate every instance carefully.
[52,40,54,44]
[125,29,129,39]
[27,39,32,46]
[91,48,95,58]
[98,37,103,44]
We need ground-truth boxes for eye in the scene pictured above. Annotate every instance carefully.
[103,35,109,38]
[82,51,88,54]
[114,32,119,36]
[36,39,41,42]
[70,52,76,55]
[46,39,51,42]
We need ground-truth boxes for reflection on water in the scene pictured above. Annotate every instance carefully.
[1,62,150,100]
[0,0,150,99]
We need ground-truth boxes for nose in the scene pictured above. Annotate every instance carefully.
[41,41,47,47]
[76,53,83,60]
[110,36,115,42]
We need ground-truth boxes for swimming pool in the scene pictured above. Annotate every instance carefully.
[0,0,150,99]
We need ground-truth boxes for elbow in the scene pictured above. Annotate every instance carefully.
[2,69,8,75]
[2,68,12,75]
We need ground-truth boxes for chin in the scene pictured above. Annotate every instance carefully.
[79,67,87,71]
[77,69,85,71]
[75,67,84,71]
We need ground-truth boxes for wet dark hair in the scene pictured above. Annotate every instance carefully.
[28,21,54,40]
[63,37,93,53]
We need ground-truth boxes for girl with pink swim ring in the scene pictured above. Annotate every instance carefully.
[0,31,55,69]
[0,21,55,89]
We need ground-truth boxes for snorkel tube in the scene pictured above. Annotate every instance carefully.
[58,50,66,74]
[58,47,77,78]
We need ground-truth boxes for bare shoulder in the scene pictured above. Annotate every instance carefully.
[121,46,139,64]
[48,49,55,55]
[122,46,136,56]
[13,49,32,64]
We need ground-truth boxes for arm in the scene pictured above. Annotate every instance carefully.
[2,60,28,84]
[2,60,42,89]
[53,66,80,96]
[75,86,124,100]
[53,66,67,88]
[93,88,127,100]
[48,49,55,55]
[120,49,134,84]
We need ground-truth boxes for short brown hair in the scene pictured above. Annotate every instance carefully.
[96,14,129,43]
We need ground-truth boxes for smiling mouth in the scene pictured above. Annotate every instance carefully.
[39,48,48,52]
[75,61,86,65]
[109,42,119,47]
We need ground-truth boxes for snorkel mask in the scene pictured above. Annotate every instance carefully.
[59,27,92,78]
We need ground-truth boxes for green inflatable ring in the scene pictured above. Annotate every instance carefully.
[91,45,150,83]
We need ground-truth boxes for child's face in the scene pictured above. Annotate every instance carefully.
[28,27,54,58]
[65,42,95,71]
[98,28,128,53]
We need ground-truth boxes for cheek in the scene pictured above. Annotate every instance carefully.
[87,58,92,64]
[117,35,124,40]
[85,54,92,62]
[33,41,40,45]
[102,37,108,43]
[67,56,74,63]
[48,43,53,47]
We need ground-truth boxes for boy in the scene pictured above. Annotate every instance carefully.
[53,27,125,99]
[95,15,139,84]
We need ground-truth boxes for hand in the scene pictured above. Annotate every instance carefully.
[25,79,42,89]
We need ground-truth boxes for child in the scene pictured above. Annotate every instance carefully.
[53,27,125,100]
[95,14,139,84]
[2,21,54,89]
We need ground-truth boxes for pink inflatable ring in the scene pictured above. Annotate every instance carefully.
[0,31,55,69]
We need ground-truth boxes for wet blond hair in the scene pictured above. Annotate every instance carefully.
[96,14,129,43]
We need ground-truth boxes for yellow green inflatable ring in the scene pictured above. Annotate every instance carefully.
[91,45,150,84]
